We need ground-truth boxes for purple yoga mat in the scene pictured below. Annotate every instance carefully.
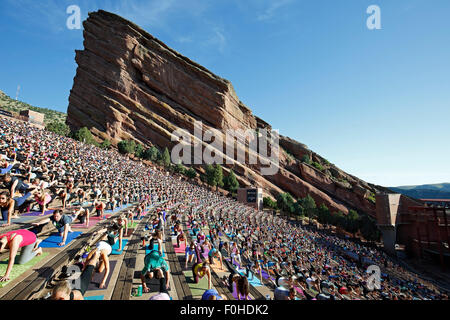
[86,260,118,291]
[21,209,54,217]
[232,282,252,300]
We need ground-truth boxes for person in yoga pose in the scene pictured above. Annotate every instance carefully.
[32,209,81,246]
[92,199,106,219]
[141,249,171,292]
[148,230,163,255]
[0,228,43,282]
[174,223,185,248]
[208,247,223,270]
[0,191,16,226]
[34,188,53,216]
[84,230,112,289]
[73,206,89,227]
[50,249,101,300]
[201,288,227,300]
[185,241,197,269]
[192,261,212,290]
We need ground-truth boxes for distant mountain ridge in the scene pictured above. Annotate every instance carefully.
[389,183,450,200]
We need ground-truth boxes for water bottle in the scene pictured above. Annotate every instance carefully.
[137,285,143,297]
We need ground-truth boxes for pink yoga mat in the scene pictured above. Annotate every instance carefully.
[72,216,102,228]
[174,242,186,254]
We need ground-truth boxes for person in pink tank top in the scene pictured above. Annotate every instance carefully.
[0,229,43,282]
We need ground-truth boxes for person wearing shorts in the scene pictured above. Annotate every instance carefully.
[141,249,171,292]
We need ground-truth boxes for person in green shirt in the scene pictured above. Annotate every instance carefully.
[140,249,170,293]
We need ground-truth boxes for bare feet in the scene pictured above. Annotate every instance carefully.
[34,238,43,250]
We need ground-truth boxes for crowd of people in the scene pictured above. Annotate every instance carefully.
[0,115,448,301]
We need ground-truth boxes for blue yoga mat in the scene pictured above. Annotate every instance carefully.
[84,295,104,300]
[105,204,132,214]
[0,165,13,174]
[39,231,82,248]
[146,244,165,257]
[111,239,128,255]
[237,268,262,287]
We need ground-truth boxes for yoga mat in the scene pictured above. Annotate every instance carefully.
[111,239,128,255]
[0,252,49,288]
[0,165,13,174]
[84,295,104,300]
[174,242,186,254]
[237,268,262,287]
[128,222,138,229]
[0,216,35,225]
[71,216,102,229]
[105,204,132,214]
[21,209,54,217]
[146,244,165,257]
[261,269,275,281]
[86,260,117,291]
[232,282,252,300]
[183,270,209,297]
[144,277,164,293]
[39,231,82,248]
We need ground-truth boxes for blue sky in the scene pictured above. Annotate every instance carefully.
[0,0,449,187]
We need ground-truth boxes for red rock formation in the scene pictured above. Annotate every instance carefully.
[67,10,384,216]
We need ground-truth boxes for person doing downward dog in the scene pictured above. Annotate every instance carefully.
[0,229,43,282]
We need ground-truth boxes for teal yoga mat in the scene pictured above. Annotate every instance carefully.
[146,244,165,257]
[237,267,262,287]
[111,239,128,255]
[84,295,104,300]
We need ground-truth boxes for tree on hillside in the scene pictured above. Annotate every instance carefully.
[143,146,159,161]
[331,211,346,230]
[74,127,95,144]
[205,164,216,187]
[46,121,70,136]
[301,154,311,164]
[223,169,239,193]
[117,139,136,155]
[174,163,186,175]
[299,194,317,219]
[263,197,278,210]
[317,203,331,226]
[162,147,171,167]
[277,193,295,219]
[134,143,145,158]
[100,139,111,150]
[345,209,360,237]
[185,167,197,179]
[213,164,224,190]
